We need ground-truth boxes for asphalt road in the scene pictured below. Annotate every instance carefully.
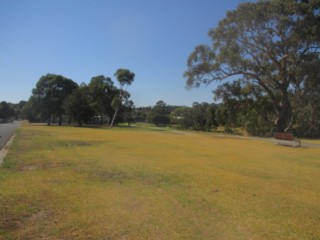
[0,121,21,149]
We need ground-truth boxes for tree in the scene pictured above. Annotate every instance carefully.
[22,96,42,122]
[148,100,171,126]
[0,101,15,121]
[134,107,150,122]
[294,69,320,137]
[206,103,219,131]
[191,102,209,131]
[88,75,115,125]
[213,80,275,135]
[110,69,135,128]
[121,100,135,126]
[170,106,193,129]
[64,84,94,127]
[184,0,320,133]
[31,74,78,125]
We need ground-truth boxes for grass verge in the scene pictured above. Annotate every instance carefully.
[0,124,320,239]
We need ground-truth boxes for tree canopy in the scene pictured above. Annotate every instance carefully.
[184,0,320,133]
[148,100,171,126]
[31,74,78,125]
[88,75,115,125]
[24,71,136,127]
[64,84,94,127]
[0,101,15,121]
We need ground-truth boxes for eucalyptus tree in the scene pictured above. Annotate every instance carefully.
[184,0,320,133]
[63,84,94,127]
[110,69,135,128]
[121,99,135,126]
[148,100,171,126]
[170,106,193,129]
[88,75,115,125]
[31,74,78,125]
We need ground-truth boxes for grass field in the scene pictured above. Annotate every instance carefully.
[1,124,320,239]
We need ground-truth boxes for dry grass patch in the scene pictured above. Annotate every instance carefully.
[0,124,320,239]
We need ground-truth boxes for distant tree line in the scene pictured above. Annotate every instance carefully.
[0,101,26,122]
[145,96,320,138]
[22,69,135,127]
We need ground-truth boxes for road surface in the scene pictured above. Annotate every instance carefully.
[0,121,21,150]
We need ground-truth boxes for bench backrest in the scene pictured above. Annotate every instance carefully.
[274,132,294,141]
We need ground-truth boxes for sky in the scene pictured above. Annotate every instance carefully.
[0,0,246,107]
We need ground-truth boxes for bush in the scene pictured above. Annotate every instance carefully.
[245,110,273,136]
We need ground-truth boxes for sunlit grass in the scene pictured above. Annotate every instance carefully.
[1,124,320,239]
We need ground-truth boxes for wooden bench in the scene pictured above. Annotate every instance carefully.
[273,132,301,147]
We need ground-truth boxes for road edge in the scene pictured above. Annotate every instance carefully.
[0,122,21,166]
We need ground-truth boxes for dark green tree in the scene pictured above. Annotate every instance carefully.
[184,0,320,133]
[170,106,193,129]
[88,75,115,125]
[0,101,15,121]
[31,74,78,125]
[192,102,209,131]
[64,84,94,127]
[206,103,219,131]
[214,80,275,135]
[294,66,320,137]
[134,107,150,122]
[148,100,171,126]
[121,100,135,126]
[22,96,42,122]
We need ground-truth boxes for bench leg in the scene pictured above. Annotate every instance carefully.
[293,140,301,147]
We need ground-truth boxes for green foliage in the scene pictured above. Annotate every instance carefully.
[22,96,42,122]
[0,101,26,122]
[205,104,218,131]
[121,100,135,126]
[148,100,171,126]
[63,84,95,127]
[213,80,276,136]
[184,0,320,133]
[134,107,150,122]
[24,70,135,127]
[245,110,273,136]
[170,103,218,132]
[170,106,193,129]
[88,75,115,124]
[30,74,78,125]
[0,101,15,121]
[114,69,135,87]
[295,104,320,138]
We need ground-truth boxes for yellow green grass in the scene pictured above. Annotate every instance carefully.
[1,124,320,239]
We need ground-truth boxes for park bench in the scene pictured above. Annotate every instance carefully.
[273,132,301,147]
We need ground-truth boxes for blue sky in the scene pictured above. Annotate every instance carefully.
[0,0,245,107]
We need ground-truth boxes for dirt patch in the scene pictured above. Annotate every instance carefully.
[66,140,92,147]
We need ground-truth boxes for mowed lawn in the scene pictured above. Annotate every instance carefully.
[1,124,320,239]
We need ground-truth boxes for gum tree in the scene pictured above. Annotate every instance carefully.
[88,75,115,125]
[184,0,320,133]
[109,69,135,128]
[31,74,78,125]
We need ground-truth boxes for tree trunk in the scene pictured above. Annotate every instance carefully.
[273,93,293,133]
[109,108,119,128]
